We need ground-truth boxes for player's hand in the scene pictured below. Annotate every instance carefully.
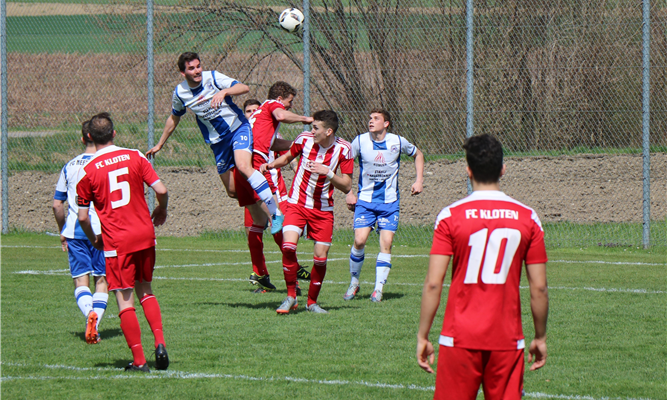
[259,163,271,174]
[146,144,162,158]
[346,191,357,211]
[303,160,329,175]
[210,91,228,109]
[411,181,423,196]
[416,337,436,373]
[92,235,104,251]
[152,205,168,227]
[528,337,547,371]
[60,235,68,252]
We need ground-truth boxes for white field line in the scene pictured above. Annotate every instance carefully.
[0,363,656,400]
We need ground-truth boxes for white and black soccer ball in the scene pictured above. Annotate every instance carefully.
[279,8,304,33]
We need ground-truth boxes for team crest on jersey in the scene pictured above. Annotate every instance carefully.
[205,82,214,91]
[390,144,399,154]
[374,152,385,163]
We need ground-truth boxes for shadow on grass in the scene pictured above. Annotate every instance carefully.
[71,327,123,343]
[94,358,171,371]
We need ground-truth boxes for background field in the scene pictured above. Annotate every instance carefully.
[1,233,665,399]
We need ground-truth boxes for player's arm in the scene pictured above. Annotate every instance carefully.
[346,190,357,211]
[77,206,102,250]
[270,138,293,152]
[304,160,352,194]
[526,262,549,370]
[411,148,425,195]
[210,82,250,109]
[417,253,450,374]
[272,108,314,125]
[52,199,68,251]
[147,114,181,157]
[150,181,169,227]
[260,152,295,173]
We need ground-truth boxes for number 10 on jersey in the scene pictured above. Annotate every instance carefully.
[464,228,521,285]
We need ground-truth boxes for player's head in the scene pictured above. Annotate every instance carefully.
[311,110,339,143]
[369,108,391,133]
[463,134,504,184]
[87,112,115,145]
[243,99,261,119]
[268,81,297,110]
[81,119,93,145]
[177,52,202,85]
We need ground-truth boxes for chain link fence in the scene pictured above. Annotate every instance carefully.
[3,0,666,248]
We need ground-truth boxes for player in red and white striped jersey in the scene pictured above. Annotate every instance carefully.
[417,134,549,400]
[261,110,354,314]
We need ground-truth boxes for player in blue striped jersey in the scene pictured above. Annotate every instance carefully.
[147,52,280,231]
[52,119,108,344]
[344,109,424,302]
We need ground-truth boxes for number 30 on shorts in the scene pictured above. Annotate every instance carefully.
[464,228,521,285]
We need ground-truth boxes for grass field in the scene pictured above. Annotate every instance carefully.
[1,233,665,399]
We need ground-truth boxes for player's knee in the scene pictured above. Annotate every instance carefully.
[282,241,297,256]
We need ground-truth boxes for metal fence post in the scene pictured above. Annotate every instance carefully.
[641,0,651,248]
[302,0,311,122]
[465,0,474,195]
[147,0,155,211]
[1,0,8,234]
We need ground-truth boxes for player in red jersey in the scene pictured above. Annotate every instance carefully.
[77,113,170,373]
[261,110,353,314]
[237,84,313,292]
[417,134,549,399]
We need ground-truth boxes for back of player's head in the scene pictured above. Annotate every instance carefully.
[463,134,504,184]
[87,112,114,144]
[370,108,392,130]
[313,110,339,134]
[178,52,200,72]
[81,119,93,144]
[243,99,261,111]
[268,81,297,100]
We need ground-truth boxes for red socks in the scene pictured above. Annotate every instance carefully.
[118,307,146,366]
[140,294,165,348]
[308,257,327,306]
[282,242,299,297]
[248,224,268,276]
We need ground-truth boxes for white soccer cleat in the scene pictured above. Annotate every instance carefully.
[343,283,360,301]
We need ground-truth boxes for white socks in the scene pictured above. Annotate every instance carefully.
[247,170,277,216]
[349,246,365,286]
[74,286,93,317]
[92,292,108,330]
[374,252,392,292]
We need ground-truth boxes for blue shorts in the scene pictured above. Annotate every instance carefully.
[210,122,253,174]
[67,238,105,279]
[353,200,400,232]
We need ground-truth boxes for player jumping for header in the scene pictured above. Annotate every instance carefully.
[344,109,424,302]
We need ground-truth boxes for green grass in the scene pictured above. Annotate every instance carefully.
[1,233,665,399]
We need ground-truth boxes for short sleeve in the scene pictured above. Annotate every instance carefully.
[172,89,186,117]
[212,71,238,90]
[525,212,548,264]
[76,174,92,208]
[430,208,454,256]
[399,136,417,157]
[339,157,354,175]
[138,151,161,186]
[290,133,308,158]
[54,166,68,200]
[350,136,361,158]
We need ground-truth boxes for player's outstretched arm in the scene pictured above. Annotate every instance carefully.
[526,262,549,370]
[147,114,181,157]
[417,254,450,373]
[52,199,68,251]
[272,108,314,125]
[261,152,294,173]
[151,181,169,227]
[411,148,425,195]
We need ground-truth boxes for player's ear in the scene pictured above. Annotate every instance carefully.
[500,164,506,178]
[112,130,117,139]
[465,166,474,180]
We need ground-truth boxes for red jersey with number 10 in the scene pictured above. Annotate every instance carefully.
[431,190,547,351]
[77,145,161,257]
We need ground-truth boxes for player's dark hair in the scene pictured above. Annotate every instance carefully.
[463,134,504,184]
[313,110,339,134]
[87,112,114,145]
[177,52,200,72]
[370,108,392,130]
[81,120,93,144]
[267,81,297,100]
[243,99,261,111]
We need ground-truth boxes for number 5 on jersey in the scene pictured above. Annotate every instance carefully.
[464,228,521,285]
[109,167,130,209]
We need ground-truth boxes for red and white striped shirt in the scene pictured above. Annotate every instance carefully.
[287,132,353,211]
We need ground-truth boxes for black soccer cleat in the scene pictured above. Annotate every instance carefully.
[155,343,169,370]
[297,265,311,281]
[296,280,302,297]
[124,362,150,372]
[255,274,277,291]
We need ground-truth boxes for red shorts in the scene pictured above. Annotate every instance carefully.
[234,153,277,207]
[434,345,524,400]
[244,201,289,228]
[105,247,156,291]
[283,203,334,243]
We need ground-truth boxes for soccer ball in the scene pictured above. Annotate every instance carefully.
[279,8,304,33]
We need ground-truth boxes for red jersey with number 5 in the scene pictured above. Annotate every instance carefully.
[77,145,161,257]
[431,190,547,351]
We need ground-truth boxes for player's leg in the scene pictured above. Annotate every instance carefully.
[305,210,333,313]
[68,238,100,343]
[433,345,483,400]
[345,227,371,300]
[246,201,276,291]
[218,169,237,198]
[371,201,399,302]
[480,349,524,400]
[276,204,304,314]
[91,247,108,332]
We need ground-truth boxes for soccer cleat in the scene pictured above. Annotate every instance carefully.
[155,343,169,370]
[370,290,383,302]
[343,283,360,301]
[253,287,267,294]
[297,265,311,280]
[124,362,150,372]
[270,214,284,235]
[249,273,277,291]
[296,281,302,297]
[276,296,298,314]
[306,303,329,314]
[85,311,99,344]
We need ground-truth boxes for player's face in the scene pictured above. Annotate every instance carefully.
[368,113,389,134]
[311,121,332,144]
[278,94,295,110]
[181,59,203,86]
[244,104,259,119]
